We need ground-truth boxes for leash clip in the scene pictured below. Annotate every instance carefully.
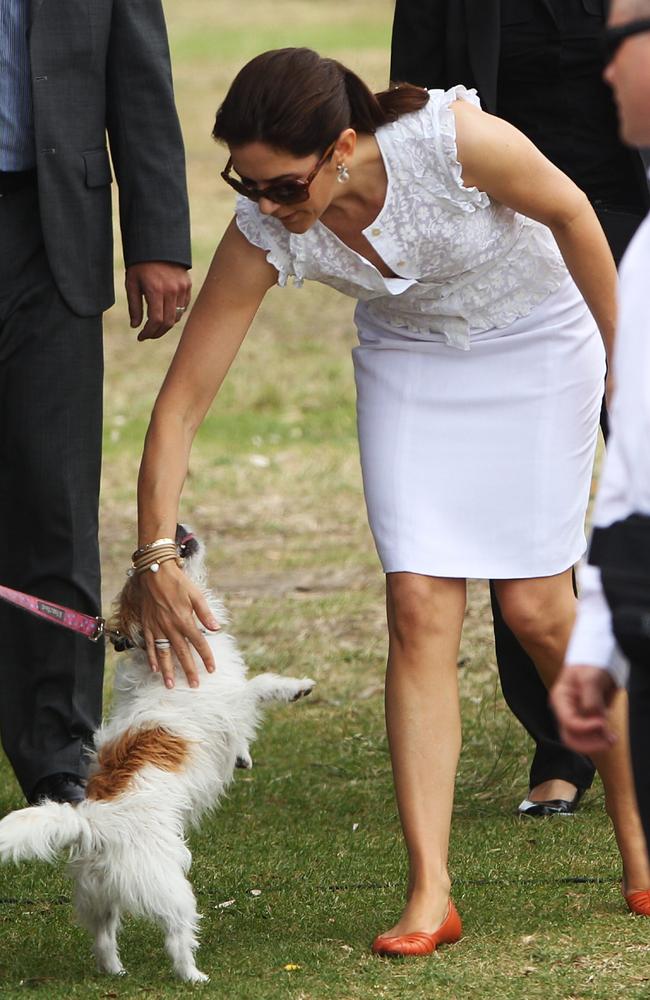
[90,617,105,642]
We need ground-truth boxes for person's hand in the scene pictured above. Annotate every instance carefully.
[125,262,192,341]
[550,664,619,755]
[139,560,220,689]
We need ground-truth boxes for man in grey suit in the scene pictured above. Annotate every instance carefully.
[0,0,192,804]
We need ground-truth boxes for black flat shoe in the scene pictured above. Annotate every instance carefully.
[28,772,86,806]
[517,787,584,818]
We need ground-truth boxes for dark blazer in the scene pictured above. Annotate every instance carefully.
[391,0,603,111]
[391,0,502,110]
[390,0,649,210]
[29,0,192,317]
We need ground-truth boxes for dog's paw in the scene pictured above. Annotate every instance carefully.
[97,960,126,976]
[184,968,210,984]
[249,673,315,704]
[291,678,316,701]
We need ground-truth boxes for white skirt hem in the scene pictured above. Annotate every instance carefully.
[380,544,586,581]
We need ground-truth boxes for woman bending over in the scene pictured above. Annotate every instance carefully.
[135,48,650,954]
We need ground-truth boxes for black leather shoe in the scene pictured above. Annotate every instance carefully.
[28,773,86,806]
[517,788,584,817]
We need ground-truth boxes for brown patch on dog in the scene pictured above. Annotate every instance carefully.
[86,727,190,801]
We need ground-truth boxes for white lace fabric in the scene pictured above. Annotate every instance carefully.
[234,86,566,351]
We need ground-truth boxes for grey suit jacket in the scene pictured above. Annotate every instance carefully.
[29,0,192,316]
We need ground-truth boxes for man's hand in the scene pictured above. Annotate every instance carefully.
[125,262,192,341]
[550,665,619,755]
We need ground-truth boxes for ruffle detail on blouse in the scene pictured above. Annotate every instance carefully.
[465,219,567,330]
[435,86,491,213]
[229,100,568,353]
[363,219,566,351]
[234,197,304,288]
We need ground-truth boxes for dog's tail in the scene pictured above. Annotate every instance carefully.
[0,800,93,864]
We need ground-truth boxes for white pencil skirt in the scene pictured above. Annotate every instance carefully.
[352,277,606,579]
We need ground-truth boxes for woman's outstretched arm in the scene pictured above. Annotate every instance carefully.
[136,219,277,686]
[453,100,618,361]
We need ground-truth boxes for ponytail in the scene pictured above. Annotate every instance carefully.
[342,69,430,133]
[376,82,431,122]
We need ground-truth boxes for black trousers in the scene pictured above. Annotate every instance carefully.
[490,206,644,793]
[0,180,104,800]
[592,515,650,849]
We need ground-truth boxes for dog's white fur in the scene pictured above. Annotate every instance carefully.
[0,531,314,982]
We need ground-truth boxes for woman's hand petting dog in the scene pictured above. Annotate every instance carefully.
[140,560,220,687]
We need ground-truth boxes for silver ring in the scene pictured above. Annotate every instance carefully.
[175,305,187,318]
[154,638,172,650]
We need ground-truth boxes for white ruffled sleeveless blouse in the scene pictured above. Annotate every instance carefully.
[235,86,567,351]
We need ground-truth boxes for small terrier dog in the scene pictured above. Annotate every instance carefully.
[0,526,314,982]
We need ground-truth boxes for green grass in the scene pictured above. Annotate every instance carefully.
[171,22,393,64]
[0,698,644,999]
[0,2,646,998]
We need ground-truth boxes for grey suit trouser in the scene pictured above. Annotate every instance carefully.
[0,178,104,800]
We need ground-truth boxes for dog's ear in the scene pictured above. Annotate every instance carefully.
[175,523,207,587]
[176,523,200,559]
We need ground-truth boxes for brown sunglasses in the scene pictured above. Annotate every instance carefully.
[221,140,337,205]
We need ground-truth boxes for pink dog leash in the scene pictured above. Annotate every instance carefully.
[0,583,105,641]
[0,532,197,645]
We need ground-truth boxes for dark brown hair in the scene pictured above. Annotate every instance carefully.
[212,47,429,156]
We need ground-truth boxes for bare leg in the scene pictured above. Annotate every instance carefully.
[379,573,466,937]
[528,779,579,801]
[495,570,650,892]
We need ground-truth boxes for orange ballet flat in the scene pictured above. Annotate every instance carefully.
[371,900,462,957]
[625,889,650,916]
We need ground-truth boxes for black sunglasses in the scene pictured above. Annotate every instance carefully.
[221,140,337,206]
[602,18,650,63]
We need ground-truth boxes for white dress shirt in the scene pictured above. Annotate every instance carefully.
[566,208,650,685]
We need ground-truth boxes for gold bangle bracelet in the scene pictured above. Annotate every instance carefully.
[132,537,177,561]
[133,544,178,563]
[131,547,179,571]
[132,552,181,576]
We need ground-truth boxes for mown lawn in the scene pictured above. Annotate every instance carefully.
[1,2,647,998]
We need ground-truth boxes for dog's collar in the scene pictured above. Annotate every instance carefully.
[109,631,137,652]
